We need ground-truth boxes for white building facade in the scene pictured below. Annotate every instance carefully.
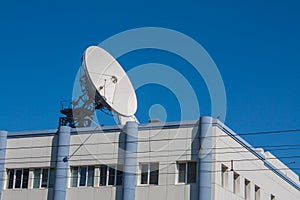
[0,116,299,200]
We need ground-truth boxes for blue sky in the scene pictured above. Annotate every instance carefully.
[0,1,300,174]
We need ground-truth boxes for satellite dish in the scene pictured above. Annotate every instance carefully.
[60,46,139,127]
[81,46,138,125]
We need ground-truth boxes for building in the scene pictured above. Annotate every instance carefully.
[0,116,299,200]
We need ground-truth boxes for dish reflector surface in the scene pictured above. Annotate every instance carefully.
[83,46,137,117]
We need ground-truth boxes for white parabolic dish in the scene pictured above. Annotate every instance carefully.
[83,46,137,117]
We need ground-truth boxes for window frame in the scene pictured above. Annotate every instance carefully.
[233,172,240,194]
[255,185,260,200]
[33,168,53,189]
[6,168,29,189]
[176,161,197,185]
[70,166,95,187]
[99,164,123,187]
[245,179,251,200]
[221,164,229,188]
[139,162,159,185]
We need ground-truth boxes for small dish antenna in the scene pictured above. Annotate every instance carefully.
[61,46,138,127]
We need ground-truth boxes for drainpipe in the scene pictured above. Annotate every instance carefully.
[0,131,7,200]
[198,116,213,200]
[54,126,71,200]
[122,122,138,200]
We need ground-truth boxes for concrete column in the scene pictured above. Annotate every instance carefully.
[198,116,213,200]
[54,126,71,200]
[0,131,7,200]
[122,122,138,200]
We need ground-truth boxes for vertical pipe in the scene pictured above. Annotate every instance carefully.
[0,131,7,200]
[198,116,213,200]
[122,121,138,200]
[54,126,71,200]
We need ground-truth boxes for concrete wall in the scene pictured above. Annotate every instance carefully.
[212,121,300,200]
[1,120,299,200]
[135,125,199,200]
[65,123,200,200]
[2,134,56,200]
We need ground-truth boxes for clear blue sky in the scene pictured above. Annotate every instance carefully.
[0,1,300,174]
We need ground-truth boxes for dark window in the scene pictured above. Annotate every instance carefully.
[22,169,29,189]
[99,165,107,186]
[178,163,186,183]
[7,168,30,189]
[141,164,148,184]
[41,169,49,188]
[79,167,87,186]
[108,167,115,185]
[33,168,54,188]
[71,167,78,187]
[87,166,94,186]
[7,169,14,189]
[149,163,159,185]
[178,161,197,184]
[15,169,22,188]
[33,169,41,188]
[140,163,159,185]
[71,166,95,187]
[116,168,123,186]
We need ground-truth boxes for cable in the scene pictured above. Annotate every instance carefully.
[0,143,300,164]
[1,152,300,168]
[68,119,100,160]
[3,134,300,151]
[1,145,300,163]
[240,128,300,136]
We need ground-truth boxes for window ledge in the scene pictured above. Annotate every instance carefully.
[137,184,159,187]
[175,183,197,186]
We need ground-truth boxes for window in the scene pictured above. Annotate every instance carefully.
[7,169,14,189]
[99,165,123,186]
[177,161,197,184]
[71,167,79,187]
[33,169,41,188]
[271,194,275,200]
[108,167,115,185]
[140,163,159,185]
[255,185,260,200]
[233,172,240,194]
[87,166,94,186]
[141,164,148,184]
[15,169,22,188]
[99,165,107,186]
[33,168,55,188]
[245,179,250,200]
[6,169,29,189]
[116,167,123,186]
[79,167,87,186]
[70,166,94,187]
[70,165,123,187]
[221,164,228,188]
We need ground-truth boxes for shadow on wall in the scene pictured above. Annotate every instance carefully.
[190,122,200,200]
[116,131,126,200]
[47,133,58,200]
